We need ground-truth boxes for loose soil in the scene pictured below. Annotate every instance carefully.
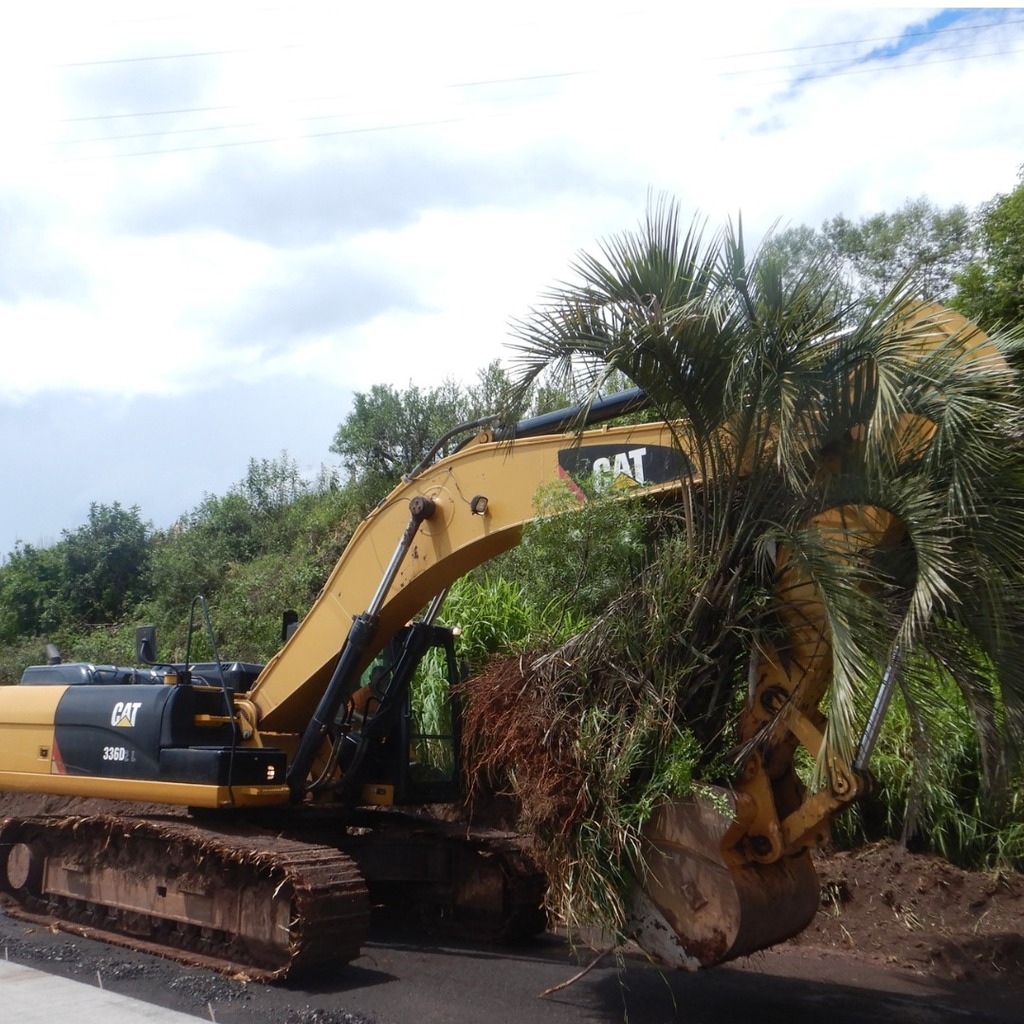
[788,842,1024,983]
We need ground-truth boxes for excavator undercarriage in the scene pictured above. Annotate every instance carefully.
[0,807,549,979]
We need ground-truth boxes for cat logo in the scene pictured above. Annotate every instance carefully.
[111,701,143,728]
[592,447,650,491]
[558,443,693,495]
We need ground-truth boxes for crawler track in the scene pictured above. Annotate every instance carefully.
[0,814,370,981]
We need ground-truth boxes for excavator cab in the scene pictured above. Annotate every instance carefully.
[351,625,463,806]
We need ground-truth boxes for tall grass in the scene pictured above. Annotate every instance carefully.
[827,658,1024,871]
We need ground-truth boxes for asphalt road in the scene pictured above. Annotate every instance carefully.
[0,911,1019,1024]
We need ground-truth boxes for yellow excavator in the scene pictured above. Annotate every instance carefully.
[0,305,1005,979]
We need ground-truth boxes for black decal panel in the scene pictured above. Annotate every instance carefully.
[558,443,692,491]
[54,684,180,779]
[51,683,277,787]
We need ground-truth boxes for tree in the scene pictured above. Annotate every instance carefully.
[145,453,351,645]
[239,452,309,518]
[954,168,1024,330]
[331,367,527,510]
[507,190,1024,798]
[0,505,153,639]
[329,360,612,513]
[147,491,259,624]
[770,198,977,307]
[331,380,464,505]
[55,502,152,625]
[463,359,514,421]
[0,541,63,641]
[497,197,1024,931]
[825,197,976,302]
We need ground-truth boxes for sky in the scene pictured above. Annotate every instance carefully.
[1,3,1022,558]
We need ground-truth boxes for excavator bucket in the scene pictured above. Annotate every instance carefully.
[629,787,820,968]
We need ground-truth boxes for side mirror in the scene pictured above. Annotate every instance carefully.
[135,625,158,665]
[281,609,299,643]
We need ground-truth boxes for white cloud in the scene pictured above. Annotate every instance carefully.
[0,2,1022,553]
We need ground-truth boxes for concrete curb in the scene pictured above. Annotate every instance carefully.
[0,959,203,1022]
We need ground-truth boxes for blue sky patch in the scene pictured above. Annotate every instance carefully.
[863,8,1008,62]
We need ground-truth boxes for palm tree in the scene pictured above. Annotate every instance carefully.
[489,196,1024,933]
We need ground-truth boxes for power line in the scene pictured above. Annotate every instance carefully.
[51,39,1022,161]
[50,9,1024,73]
[716,11,1024,59]
[54,42,302,69]
[720,36,986,78]
[58,111,502,162]
[742,45,1022,90]
[48,14,1022,131]
[57,70,588,124]
[41,13,1024,161]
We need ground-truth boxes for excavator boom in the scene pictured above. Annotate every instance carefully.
[250,414,688,732]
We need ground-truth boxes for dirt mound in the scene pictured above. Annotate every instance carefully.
[785,842,1024,982]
